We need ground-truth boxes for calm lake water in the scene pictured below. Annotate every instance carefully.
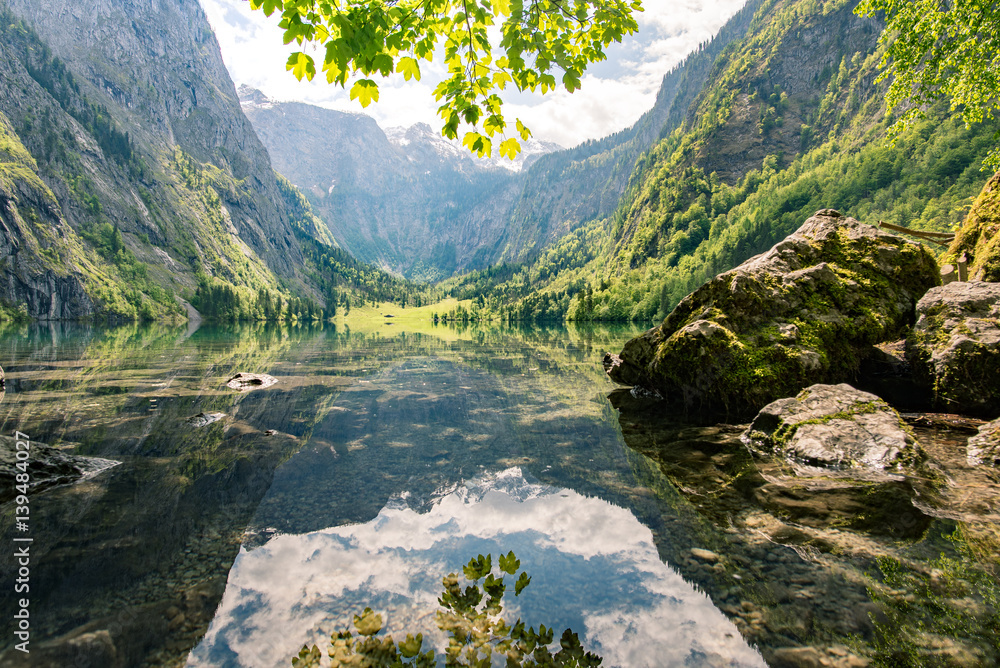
[0,322,996,667]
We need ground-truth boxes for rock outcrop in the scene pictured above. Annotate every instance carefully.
[906,281,1000,417]
[226,372,278,392]
[968,418,1000,468]
[0,0,312,320]
[185,412,226,428]
[944,170,1000,282]
[0,436,119,502]
[741,383,922,470]
[606,210,939,413]
[0,111,100,320]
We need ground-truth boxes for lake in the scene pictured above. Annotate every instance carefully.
[0,322,996,667]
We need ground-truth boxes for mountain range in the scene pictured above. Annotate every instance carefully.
[1,0,996,323]
[0,0,312,320]
[239,86,561,281]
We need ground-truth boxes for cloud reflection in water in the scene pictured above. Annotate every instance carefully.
[189,467,764,668]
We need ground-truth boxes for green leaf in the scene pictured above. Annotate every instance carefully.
[492,71,512,88]
[397,56,421,81]
[499,550,520,575]
[399,633,423,658]
[463,553,491,580]
[291,644,321,668]
[372,53,394,76]
[515,571,531,596]
[349,79,380,107]
[484,573,505,598]
[516,119,532,141]
[352,607,383,637]
[286,52,316,82]
[251,0,282,15]
[483,114,505,136]
[562,71,581,93]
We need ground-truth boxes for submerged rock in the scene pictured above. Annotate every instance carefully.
[906,281,1000,417]
[690,548,720,563]
[968,418,1000,467]
[742,384,922,470]
[607,210,938,414]
[185,412,226,428]
[226,372,278,392]
[0,436,120,502]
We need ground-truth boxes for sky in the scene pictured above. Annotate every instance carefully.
[189,467,765,667]
[202,0,749,149]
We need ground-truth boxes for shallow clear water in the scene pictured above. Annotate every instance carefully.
[0,321,996,667]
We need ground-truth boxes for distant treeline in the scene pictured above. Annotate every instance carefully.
[443,104,999,324]
[191,279,323,323]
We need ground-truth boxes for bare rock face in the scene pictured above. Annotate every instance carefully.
[968,418,1000,468]
[607,210,939,414]
[742,383,922,470]
[906,281,1000,417]
[0,0,309,320]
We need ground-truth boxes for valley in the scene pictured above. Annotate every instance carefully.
[1,0,999,667]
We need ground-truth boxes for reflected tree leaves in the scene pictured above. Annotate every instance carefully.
[293,552,601,668]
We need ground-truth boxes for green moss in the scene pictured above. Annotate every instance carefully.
[0,112,59,207]
[944,170,1000,282]
[769,400,883,448]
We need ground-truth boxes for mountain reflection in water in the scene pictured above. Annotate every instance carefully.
[190,467,764,668]
[1,321,995,668]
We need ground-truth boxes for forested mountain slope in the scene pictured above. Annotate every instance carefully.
[446,0,999,323]
[493,0,765,264]
[0,0,314,320]
[242,1,765,282]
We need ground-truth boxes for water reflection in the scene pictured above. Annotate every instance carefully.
[3,321,684,667]
[11,320,987,667]
[191,467,764,668]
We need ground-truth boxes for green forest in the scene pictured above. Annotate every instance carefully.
[4,0,996,327]
[442,107,996,324]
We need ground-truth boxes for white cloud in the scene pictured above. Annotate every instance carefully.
[201,0,749,147]
[188,468,765,668]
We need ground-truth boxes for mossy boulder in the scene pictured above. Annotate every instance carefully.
[742,383,922,470]
[943,170,1000,282]
[906,281,1000,417]
[967,418,1000,468]
[606,210,939,413]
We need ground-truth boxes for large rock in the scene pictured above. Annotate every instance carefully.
[906,281,1000,417]
[943,170,1000,282]
[741,383,922,470]
[0,436,119,502]
[968,418,1000,468]
[606,210,939,413]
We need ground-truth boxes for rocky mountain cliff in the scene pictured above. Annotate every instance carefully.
[0,0,314,320]
[239,87,546,281]
[447,0,999,324]
[240,0,764,281]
